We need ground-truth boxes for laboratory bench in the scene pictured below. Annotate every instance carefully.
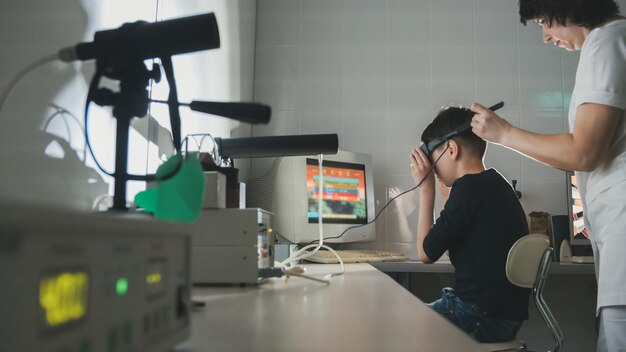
[175,263,486,352]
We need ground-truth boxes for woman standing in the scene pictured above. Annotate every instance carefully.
[470,1,626,351]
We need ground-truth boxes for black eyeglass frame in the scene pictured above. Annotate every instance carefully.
[419,101,504,159]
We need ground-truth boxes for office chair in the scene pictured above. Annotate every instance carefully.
[482,234,565,352]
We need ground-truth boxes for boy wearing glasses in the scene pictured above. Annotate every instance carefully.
[410,106,529,343]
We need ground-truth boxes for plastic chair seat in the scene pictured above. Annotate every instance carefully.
[480,234,564,352]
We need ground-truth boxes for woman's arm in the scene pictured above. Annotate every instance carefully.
[471,102,622,172]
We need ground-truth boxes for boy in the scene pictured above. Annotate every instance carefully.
[410,106,530,343]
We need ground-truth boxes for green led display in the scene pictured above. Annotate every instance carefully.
[116,277,129,296]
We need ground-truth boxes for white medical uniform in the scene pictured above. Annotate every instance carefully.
[570,18,626,352]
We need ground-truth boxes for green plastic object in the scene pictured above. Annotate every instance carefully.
[134,153,205,222]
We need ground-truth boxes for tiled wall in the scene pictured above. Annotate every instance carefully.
[252,0,625,258]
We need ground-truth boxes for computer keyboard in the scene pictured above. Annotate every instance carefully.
[303,249,408,264]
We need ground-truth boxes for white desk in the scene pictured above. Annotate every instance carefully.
[176,264,485,352]
[373,260,595,275]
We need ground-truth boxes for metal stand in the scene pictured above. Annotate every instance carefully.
[91,58,160,210]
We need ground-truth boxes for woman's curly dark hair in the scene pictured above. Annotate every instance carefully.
[519,0,619,28]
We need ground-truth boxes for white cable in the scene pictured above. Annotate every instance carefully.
[0,53,58,121]
[91,194,113,211]
[277,154,345,278]
[284,271,330,284]
[317,153,324,246]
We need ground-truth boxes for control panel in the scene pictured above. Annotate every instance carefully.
[191,208,273,284]
[0,202,191,352]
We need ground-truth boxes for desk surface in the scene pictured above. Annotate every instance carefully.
[177,264,485,352]
[373,260,595,275]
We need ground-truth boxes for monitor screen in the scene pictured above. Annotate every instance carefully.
[246,150,376,244]
[305,158,367,224]
[567,173,590,244]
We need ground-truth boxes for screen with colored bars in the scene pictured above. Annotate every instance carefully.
[306,158,367,224]
[569,173,590,242]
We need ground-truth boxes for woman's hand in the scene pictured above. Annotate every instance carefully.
[470,103,513,144]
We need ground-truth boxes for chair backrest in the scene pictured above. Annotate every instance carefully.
[506,233,564,352]
[506,234,549,288]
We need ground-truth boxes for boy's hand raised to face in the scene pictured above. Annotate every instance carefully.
[410,147,435,191]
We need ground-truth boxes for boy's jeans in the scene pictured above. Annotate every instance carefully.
[427,287,523,343]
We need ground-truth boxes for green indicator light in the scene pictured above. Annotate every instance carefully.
[116,278,129,296]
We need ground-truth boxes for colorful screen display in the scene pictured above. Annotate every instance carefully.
[306,158,367,224]
[568,174,590,242]
[39,270,89,328]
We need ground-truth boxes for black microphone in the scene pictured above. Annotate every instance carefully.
[58,13,220,62]
[150,99,272,125]
[188,101,271,125]
[215,134,339,159]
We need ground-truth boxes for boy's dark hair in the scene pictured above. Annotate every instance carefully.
[421,107,486,159]
[519,0,619,28]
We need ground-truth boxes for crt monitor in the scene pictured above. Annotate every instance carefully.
[567,172,591,245]
[246,150,376,244]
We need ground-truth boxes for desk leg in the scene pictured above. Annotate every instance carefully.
[394,272,410,290]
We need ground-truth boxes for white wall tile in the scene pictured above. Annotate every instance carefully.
[476,47,519,110]
[474,0,518,47]
[300,46,343,109]
[388,47,431,109]
[521,175,568,217]
[431,0,474,47]
[252,109,299,137]
[385,174,419,243]
[386,109,431,175]
[517,18,544,47]
[519,47,563,110]
[301,0,343,46]
[484,141,522,182]
[562,51,579,110]
[300,48,343,81]
[256,0,301,46]
[520,111,565,178]
[431,47,476,109]
[342,110,387,162]
[300,109,343,135]
[254,47,300,109]
[373,184,389,243]
[344,46,388,109]
[342,109,389,204]
[387,0,431,46]
[343,0,387,46]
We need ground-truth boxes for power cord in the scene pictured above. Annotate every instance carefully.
[43,103,87,162]
[258,266,332,284]
[0,53,57,122]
